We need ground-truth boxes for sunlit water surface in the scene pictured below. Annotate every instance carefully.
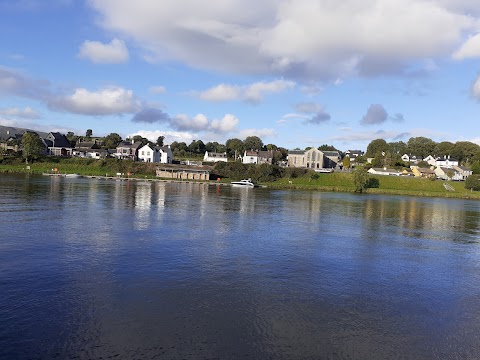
[1,174,480,359]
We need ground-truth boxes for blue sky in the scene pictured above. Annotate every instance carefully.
[1,0,480,151]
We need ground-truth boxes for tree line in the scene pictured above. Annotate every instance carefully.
[364,137,480,168]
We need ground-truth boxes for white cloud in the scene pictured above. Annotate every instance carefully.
[0,107,40,119]
[197,84,241,102]
[196,80,294,103]
[453,33,480,60]
[49,86,141,115]
[149,85,166,94]
[472,74,480,100]
[127,130,196,144]
[243,80,295,102]
[89,0,475,80]
[172,113,209,131]
[239,128,277,139]
[210,114,239,133]
[78,38,129,64]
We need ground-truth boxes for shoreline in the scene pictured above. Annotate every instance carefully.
[2,166,480,201]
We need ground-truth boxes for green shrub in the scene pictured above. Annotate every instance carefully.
[465,175,480,191]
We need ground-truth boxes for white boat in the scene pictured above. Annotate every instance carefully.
[64,173,82,178]
[231,179,255,188]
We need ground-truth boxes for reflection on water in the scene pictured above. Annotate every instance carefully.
[1,174,480,359]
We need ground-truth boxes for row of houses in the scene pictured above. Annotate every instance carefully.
[368,165,472,181]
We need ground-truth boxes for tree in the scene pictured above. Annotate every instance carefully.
[133,135,149,146]
[205,141,226,153]
[471,161,480,175]
[407,137,436,158]
[156,136,165,147]
[417,160,430,168]
[319,144,338,151]
[104,133,123,149]
[450,141,480,164]
[343,156,351,169]
[86,129,93,138]
[226,138,244,158]
[366,139,388,157]
[465,175,480,191]
[243,136,263,151]
[21,132,44,163]
[388,141,407,155]
[353,167,370,193]
[434,141,454,157]
[188,140,205,154]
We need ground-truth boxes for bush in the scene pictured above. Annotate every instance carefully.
[465,175,480,191]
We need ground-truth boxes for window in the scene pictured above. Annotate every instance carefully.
[141,151,144,155]
[147,152,151,156]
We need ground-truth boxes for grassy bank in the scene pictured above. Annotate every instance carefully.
[0,158,158,178]
[2,158,480,200]
[266,172,480,200]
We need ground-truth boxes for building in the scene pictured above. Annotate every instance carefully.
[115,141,143,160]
[412,166,436,178]
[368,167,402,176]
[435,156,459,168]
[138,144,173,164]
[242,150,273,165]
[287,147,336,170]
[44,132,73,156]
[204,151,228,163]
[156,165,211,180]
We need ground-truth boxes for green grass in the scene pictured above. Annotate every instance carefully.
[2,158,480,200]
[266,172,480,200]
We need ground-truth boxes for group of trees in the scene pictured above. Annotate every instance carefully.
[365,137,480,168]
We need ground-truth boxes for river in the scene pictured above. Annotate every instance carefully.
[1,174,480,359]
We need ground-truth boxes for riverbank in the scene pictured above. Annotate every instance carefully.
[2,162,480,200]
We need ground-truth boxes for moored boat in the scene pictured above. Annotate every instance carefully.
[231,178,255,188]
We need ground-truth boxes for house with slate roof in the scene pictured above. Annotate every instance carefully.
[43,132,72,156]
[114,141,143,161]
[242,150,274,164]
[204,151,228,163]
[368,167,402,176]
[138,144,173,164]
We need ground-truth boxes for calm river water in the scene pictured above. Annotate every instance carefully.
[1,174,480,359]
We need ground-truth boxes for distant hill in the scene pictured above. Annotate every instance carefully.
[0,125,48,141]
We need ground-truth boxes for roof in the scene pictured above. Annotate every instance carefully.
[370,167,401,174]
[244,150,258,156]
[0,125,47,141]
[288,150,305,155]
[258,150,273,159]
[206,151,226,157]
[323,151,340,157]
[45,132,71,148]
[117,141,143,149]
[416,167,435,174]
[75,141,99,149]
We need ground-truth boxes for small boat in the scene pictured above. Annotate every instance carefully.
[231,178,255,188]
[64,173,82,178]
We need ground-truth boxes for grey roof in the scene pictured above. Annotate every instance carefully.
[288,150,305,155]
[258,151,273,159]
[323,151,340,157]
[76,141,100,149]
[45,132,71,148]
[0,125,47,141]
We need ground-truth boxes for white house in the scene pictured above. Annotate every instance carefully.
[401,154,410,162]
[138,144,173,164]
[423,155,436,166]
[435,156,458,168]
[242,150,259,164]
[242,150,274,165]
[368,167,402,176]
[204,151,227,163]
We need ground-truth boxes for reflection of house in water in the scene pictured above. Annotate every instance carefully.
[134,182,153,230]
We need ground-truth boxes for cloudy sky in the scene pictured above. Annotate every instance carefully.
[1,0,480,150]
